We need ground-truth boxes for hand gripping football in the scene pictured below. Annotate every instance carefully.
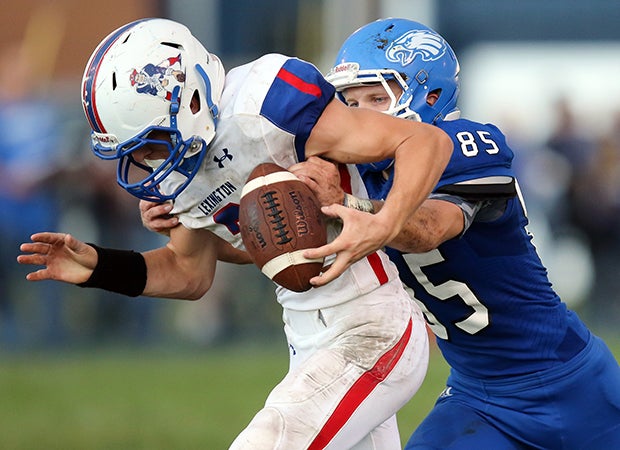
[239,163,327,292]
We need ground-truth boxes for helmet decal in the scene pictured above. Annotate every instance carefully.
[385,30,446,67]
[129,54,186,101]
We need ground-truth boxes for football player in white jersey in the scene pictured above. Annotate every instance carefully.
[17,18,453,449]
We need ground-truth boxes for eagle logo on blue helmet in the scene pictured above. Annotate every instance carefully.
[385,30,446,66]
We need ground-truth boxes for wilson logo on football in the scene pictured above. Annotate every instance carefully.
[239,163,327,292]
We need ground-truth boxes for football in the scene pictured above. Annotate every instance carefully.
[239,163,327,292]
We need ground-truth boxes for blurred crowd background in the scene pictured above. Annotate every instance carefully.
[1,0,619,352]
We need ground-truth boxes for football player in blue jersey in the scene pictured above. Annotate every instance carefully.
[289,18,620,449]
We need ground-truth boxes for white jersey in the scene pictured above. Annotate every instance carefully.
[166,54,401,311]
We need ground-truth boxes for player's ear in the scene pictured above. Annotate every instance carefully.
[427,89,441,106]
[190,90,201,113]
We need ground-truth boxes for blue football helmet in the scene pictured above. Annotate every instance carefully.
[326,18,460,172]
[326,18,460,124]
[81,18,225,201]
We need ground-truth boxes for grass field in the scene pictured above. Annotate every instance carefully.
[0,337,616,449]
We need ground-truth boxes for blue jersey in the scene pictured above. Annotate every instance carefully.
[362,118,591,378]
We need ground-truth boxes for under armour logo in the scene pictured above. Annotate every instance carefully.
[214,148,233,168]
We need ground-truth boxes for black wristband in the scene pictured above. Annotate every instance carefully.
[77,244,147,297]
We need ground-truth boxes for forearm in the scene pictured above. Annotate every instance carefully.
[76,245,211,300]
[216,238,253,264]
[342,198,462,253]
[141,245,217,300]
[79,227,219,300]
[386,204,452,253]
[379,129,452,239]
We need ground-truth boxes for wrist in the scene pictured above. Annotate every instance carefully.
[343,193,375,213]
[77,244,147,297]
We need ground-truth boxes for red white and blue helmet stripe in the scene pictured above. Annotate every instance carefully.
[81,19,150,134]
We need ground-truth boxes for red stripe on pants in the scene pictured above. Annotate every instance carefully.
[307,318,413,449]
[366,252,389,285]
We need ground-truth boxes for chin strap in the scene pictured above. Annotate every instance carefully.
[169,85,181,129]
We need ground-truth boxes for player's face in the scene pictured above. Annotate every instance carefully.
[131,130,174,164]
[341,80,403,113]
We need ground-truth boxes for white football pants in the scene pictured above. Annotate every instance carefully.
[229,277,429,449]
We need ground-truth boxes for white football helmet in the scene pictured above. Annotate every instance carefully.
[81,18,225,201]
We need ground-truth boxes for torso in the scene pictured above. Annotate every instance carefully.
[364,118,591,378]
[166,54,401,310]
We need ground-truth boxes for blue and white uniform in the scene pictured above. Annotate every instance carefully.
[362,117,620,449]
[167,54,428,450]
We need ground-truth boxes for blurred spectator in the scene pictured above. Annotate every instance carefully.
[0,37,163,349]
[568,111,620,328]
[0,43,66,349]
[569,111,620,242]
[546,98,620,329]
[545,97,598,228]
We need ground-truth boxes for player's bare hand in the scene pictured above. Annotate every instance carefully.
[304,203,394,287]
[289,157,345,207]
[139,200,178,235]
[17,232,98,284]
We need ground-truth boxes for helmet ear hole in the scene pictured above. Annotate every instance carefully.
[427,89,441,106]
[191,90,201,114]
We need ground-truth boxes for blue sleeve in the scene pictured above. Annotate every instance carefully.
[434,119,517,199]
[260,58,336,162]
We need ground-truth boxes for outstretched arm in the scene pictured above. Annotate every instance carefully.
[18,225,222,300]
